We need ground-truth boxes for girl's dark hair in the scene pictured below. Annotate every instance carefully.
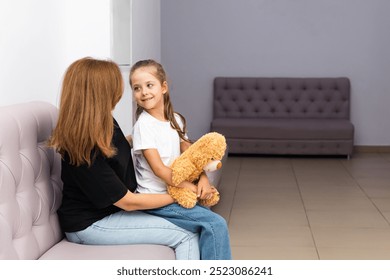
[130,59,190,143]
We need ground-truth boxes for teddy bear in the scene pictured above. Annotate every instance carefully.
[167,132,227,208]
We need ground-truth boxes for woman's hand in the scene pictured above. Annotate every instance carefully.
[177,180,198,193]
[197,173,218,200]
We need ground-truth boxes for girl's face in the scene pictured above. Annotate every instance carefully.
[131,66,168,119]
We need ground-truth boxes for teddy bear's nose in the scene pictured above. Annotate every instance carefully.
[204,160,222,172]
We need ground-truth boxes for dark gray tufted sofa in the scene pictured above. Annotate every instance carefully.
[211,77,354,157]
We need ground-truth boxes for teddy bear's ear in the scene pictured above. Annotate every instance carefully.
[172,157,198,186]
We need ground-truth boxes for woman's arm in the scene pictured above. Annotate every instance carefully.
[114,179,197,211]
[114,191,174,211]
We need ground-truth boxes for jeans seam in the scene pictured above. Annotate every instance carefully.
[90,223,196,245]
[159,206,218,259]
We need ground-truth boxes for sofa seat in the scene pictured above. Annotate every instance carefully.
[39,239,175,260]
[211,118,354,140]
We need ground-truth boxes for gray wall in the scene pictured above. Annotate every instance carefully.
[161,0,390,145]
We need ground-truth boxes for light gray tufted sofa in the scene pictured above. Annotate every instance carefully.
[0,101,175,260]
[211,77,354,157]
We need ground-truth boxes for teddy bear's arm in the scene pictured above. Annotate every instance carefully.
[171,157,198,186]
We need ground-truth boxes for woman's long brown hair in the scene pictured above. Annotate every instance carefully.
[130,59,190,143]
[49,57,124,166]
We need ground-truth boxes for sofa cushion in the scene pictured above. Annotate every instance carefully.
[39,238,175,260]
[211,118,354,140]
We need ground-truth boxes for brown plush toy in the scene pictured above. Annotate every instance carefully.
[167,132,227,208]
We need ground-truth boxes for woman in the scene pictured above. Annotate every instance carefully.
[49,57,200,259]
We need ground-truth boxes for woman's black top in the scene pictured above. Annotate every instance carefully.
[57,119,137,232]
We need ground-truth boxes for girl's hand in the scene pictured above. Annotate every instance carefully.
[197,173,218,200]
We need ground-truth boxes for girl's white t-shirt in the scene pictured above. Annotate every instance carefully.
[132,111,186,194]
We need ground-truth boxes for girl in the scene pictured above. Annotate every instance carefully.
[130,59,232,260]
[49,57,200,259]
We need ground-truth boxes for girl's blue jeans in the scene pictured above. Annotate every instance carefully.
[146,203,232,260]
[65,210,200,260]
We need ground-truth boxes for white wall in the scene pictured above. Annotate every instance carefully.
[0,0,111,107]
[161,0,390,146]
[113,0,161,135]
[0,0,63,106]
[0,0,161,136]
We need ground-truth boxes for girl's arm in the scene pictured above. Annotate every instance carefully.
[142,148,198,192]
[180,140,191,153]
[125,134,133,146]
[197,172,218,199]
[143,148,175,185]
[179,139,217,199]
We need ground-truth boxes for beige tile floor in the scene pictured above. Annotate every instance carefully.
[212,152,390,260]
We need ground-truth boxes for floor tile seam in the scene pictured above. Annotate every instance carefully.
[340,158,390,227]
[291,159,321,259]
[310,225,390,232]
[230,245,318,249]
[226,157,243,226]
